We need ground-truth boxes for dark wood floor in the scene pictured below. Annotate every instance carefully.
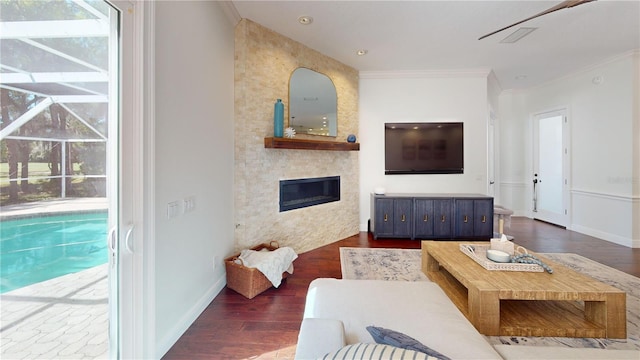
[162,218,640,360]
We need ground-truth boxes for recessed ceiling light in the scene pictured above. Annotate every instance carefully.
[356,49,368,56]
[500,27,537,43]
[298,16,313,25]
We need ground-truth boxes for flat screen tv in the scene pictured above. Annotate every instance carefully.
[385,122,464,175]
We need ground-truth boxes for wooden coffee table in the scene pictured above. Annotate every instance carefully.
[421,241,626,338]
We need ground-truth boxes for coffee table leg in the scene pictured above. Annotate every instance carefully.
[585,293,626,339]
[468,283,500,335]
[421,245,440,273]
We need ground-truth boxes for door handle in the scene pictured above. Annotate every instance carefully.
[383,214,388,222]
[401,214,406,222]
[107,226,117,268]
[533,173,539,212]
[108,226,117,252]
[423,215,428,222]
[463,215,468,223]
[123,225,134,254]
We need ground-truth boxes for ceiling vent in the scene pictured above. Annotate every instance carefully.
[500,27,537,43]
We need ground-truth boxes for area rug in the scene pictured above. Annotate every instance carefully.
[340,247,428,281]
[339,247,640,350]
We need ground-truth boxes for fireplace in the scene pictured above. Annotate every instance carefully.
[279,176,340,212]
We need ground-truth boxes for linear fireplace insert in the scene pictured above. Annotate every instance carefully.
[279,176,340,212]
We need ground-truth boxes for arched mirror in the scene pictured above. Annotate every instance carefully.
[288,68,337,137]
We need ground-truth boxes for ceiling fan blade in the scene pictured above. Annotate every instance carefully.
[478,0,596,40]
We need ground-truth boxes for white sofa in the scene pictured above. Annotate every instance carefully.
[295,278,639,360]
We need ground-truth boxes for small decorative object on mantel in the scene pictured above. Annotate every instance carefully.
[347,134,357,143]
[284,127,296,138]
[273,99,284,138]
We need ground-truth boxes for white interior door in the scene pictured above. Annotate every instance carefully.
[532,110,569,227]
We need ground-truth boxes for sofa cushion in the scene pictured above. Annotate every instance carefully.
[302,279,502,359]
[295,318,346,359]
[366,326,450,360]
[320,343,439,360]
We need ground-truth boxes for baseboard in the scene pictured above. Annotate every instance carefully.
[571,224,635,248]
[156,275,227,358]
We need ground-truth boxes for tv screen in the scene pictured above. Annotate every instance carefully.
[385,122,464,175]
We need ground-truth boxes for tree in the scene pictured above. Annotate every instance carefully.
[49,104,63,192]
[18,117,30,193]
[1,0,110,202]
[1,89,19,201]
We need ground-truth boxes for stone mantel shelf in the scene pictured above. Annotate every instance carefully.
[264,137,360,151]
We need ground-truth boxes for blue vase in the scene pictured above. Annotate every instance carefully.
[274,99,284,138]
[347,134,356,143]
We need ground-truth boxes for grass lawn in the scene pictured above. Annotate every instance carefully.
[0,162,82,180]
[0,162,102,206]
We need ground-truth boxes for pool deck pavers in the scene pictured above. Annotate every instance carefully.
[1,198,109,359]
[0,198,108,220]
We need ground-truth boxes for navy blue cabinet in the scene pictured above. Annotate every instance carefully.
[414,199,434,238]
[371,193,493,240]
[373,198,395,238]
[414,199,453,238]
[371,196,412,239]
[393,198,413,238]
[453,199,494,239]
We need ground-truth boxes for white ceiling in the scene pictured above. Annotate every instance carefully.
[231,0,640,90]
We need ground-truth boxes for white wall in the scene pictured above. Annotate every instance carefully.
[153,2,235,356]
[499,51,640,248]
[359,71,491,231]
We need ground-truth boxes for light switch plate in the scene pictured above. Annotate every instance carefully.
[167,201,180,219]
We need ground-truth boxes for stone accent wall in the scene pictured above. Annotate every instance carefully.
[234,19,360,253]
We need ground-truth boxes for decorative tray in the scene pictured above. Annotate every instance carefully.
[459,244,544,272]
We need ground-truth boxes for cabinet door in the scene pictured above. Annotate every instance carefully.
[393,199,413,238]
[414,199,434,238]
[474,199,494,238]
[433,199,452,238]
[374,198,395,238]
[454,199,475,238]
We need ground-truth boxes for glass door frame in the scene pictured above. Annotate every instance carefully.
[107,1,155,358]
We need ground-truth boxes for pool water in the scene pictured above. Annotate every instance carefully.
[0,212,108,293]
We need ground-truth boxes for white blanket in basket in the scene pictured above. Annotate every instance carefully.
[236,247,298,287]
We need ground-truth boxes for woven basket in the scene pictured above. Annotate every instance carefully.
[225,241,289,299]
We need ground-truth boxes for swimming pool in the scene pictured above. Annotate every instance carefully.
[0,212,108,293]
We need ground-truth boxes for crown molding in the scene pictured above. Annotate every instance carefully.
[359,68,492,80]
[219,1,241,26]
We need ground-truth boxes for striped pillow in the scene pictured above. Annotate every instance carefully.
[320,343,439,360]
